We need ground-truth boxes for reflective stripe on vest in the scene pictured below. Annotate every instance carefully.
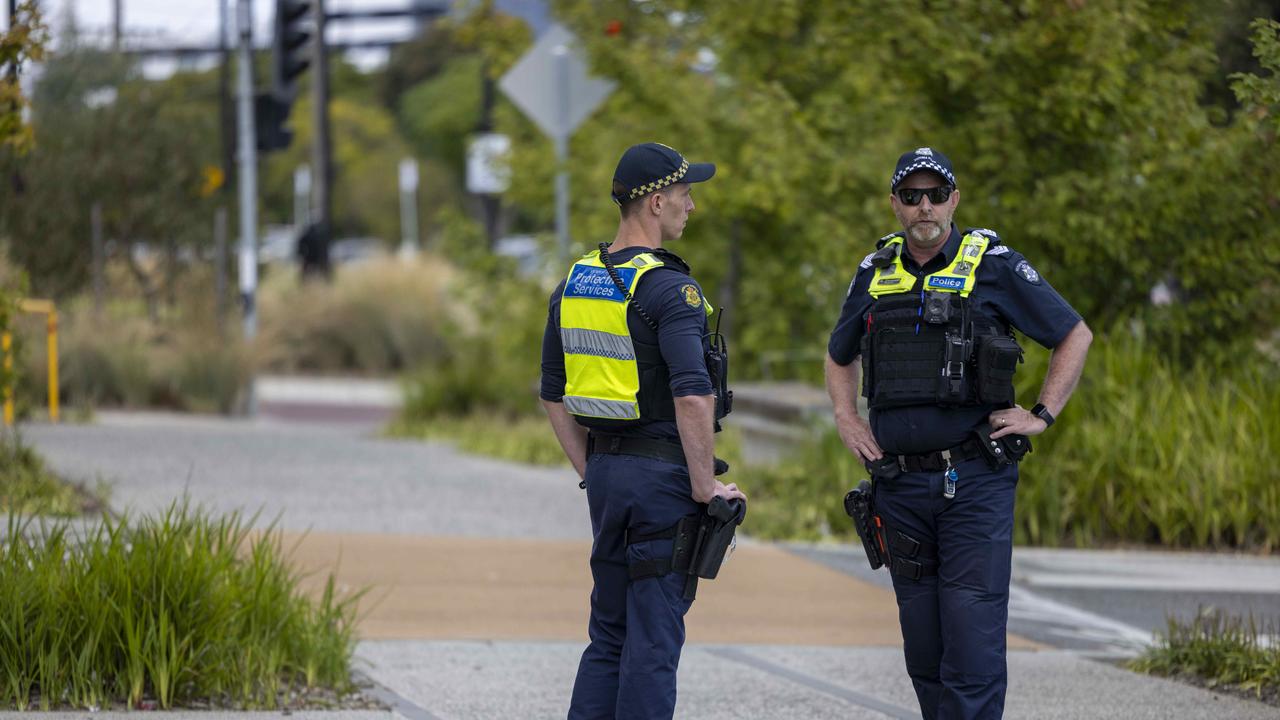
[868,232,991,298]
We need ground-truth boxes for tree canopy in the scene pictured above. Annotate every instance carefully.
[489,0,1280,371]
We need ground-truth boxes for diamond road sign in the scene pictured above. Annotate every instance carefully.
[499,23,615,143]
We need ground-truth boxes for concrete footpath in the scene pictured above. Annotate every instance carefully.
[16,411,1280,720]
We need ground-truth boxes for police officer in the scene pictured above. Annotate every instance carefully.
[541,142,745,720]
[826,148,1092,719]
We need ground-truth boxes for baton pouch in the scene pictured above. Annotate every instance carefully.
[844,480,885,570]
[866,456,902,482]
[974,423,1032,467]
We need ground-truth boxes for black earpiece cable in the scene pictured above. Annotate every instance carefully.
[598,243,659,331]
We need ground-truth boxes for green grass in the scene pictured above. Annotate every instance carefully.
[389,412,571,466]
[1130,609,1280,699]
[0,432,106,517]
[389,411,748,473]
[0,502,362,711]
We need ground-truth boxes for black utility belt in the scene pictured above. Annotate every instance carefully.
[870,423,1031,477]
[587,433,729,476]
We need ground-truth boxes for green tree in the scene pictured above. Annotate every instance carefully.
[1,1,46,400]
[261,93,414,246]
[1,48,220,307]
[494,0,1279,373]
[0,1,45,154]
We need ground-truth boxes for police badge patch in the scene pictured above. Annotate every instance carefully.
[680,284,703,308]
[1015,260,1040,284]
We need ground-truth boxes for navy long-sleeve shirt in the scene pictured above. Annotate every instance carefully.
[828,225,1082,455]
[541,246,712,441]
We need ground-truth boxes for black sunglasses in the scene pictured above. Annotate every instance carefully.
[895,185,954,206]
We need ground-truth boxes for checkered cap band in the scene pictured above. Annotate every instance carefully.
[628,159,689,200]
[891,159,956,190]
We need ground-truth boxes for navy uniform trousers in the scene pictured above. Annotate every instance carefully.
[874,457,1018,720]
[568,452,701,720]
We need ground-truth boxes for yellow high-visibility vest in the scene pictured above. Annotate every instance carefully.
[868,232,992,298]
[560,249,712,420]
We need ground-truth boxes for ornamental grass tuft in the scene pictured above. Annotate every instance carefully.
[1130,608,1280,699]
[0,502,362,710]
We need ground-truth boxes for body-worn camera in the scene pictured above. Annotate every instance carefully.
[922,291,953,324]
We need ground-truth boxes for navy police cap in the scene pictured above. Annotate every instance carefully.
[612,142,715,206]
[890,147,957,191]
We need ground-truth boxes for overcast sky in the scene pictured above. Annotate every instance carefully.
[7,0,552,79]
[7,1,449,74]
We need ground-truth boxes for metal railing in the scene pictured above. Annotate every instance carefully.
[2,299,59,426]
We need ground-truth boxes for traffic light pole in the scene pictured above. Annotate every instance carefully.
[235,0,259,413]
[308,0,333,279]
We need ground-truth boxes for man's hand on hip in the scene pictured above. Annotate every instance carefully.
[836,413,883,462]
[988,405,1048,438]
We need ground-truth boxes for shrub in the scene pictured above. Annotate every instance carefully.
[20,298,250,415]
[1130,609,1280,699]
[739,328,1280,550]
[0,502,361,710]
[398,259,545,419]
[1016,329,1280,550]
[255,255,453,376]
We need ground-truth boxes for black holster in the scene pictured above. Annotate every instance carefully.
[627,496,747,601]
[843,480,885,570]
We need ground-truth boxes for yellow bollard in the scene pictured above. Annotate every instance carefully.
[6,300,60,425]
[46,310,59,424]
[2,332,12,427]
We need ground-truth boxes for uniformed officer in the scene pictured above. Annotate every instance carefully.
[540,142,746,720]
[825,148,1093,719]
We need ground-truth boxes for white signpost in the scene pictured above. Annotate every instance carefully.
[398,158,420,258]
[499,23,615,265]
[466,133,512,195]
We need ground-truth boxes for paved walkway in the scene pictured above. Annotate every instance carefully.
[17,411,1280,719]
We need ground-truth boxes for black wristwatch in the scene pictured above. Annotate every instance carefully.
[1030,403,1055,428]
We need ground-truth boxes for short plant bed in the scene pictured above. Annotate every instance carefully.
[1129,609,1280,708]
[0,502,368,711]
[0,431,107,517]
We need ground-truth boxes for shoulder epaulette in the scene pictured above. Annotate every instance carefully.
[875,231,904,250]
[965,227,1003,246]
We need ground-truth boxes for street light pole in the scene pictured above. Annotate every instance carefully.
[235,0,259,413]
[552,44,570,268]
[309,0,333,279]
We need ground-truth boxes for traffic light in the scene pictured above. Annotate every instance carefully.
[272,0,312,100]
[255,92,293,153]
[263,0,312,153]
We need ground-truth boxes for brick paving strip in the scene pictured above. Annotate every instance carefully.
[285,533,1038,649]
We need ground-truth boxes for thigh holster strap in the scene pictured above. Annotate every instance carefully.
[626,516,699,582]
[890,555,938,580]
[887,530,938,580]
